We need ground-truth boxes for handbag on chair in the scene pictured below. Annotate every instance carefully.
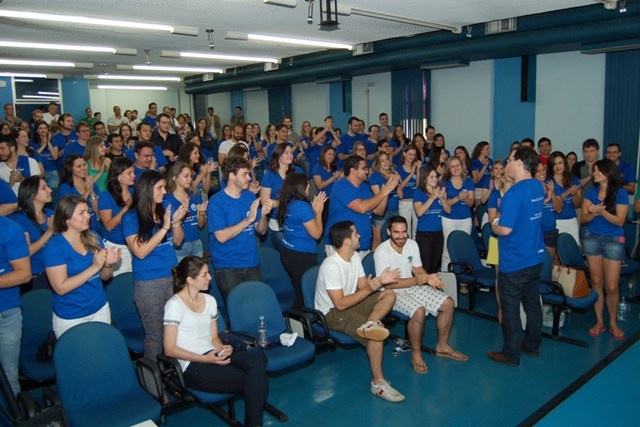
[551,265,590,298]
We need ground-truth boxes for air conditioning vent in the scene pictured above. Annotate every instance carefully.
[485,18,517,35]
[203,73,214,82]
[353,43,373,56]
[264,63,279,72]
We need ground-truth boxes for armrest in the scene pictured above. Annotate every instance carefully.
[157,354,187,397]
[539,279,567,306]
[284,308,315,341]
[41,387,60,406]
[16,390,38,419]
[220,330,259,352]
[447,261,477,281]
[136,357,164,403]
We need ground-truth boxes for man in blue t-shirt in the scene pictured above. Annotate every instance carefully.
[605,143,637,196]
[208,156,272,299]
[488,147,544,367]
[324,155,399,257]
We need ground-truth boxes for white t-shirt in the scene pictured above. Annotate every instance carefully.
[163,293,218,371]
[107,116,128,133]
[42,113,59,125]
[0,158,41,196]
[218,139,249,156]
[315,252,365,315]
[373,239,422,279]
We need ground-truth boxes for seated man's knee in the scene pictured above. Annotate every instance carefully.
[412,306,426,320]
[440,297,454,313]
[380,289,396,303]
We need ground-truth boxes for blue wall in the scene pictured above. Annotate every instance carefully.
[229,91,245,121]
[0,77,13,110]
[328,81,352,132]
[493,57,536,159]
[61,77,91,118]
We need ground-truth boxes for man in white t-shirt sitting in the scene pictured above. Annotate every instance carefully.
[315,220,404,402]
[374,216,468,375]
[218,124,249,164]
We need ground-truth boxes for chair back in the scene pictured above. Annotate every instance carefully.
[316,241,326,264]
[20,289,55,381]
[258,246,295,312]
[481,223,492,255]
[380,220,390,242]
[227,281,287,341]
[447,230,484,271]
[541,247,553,281]
[301,266,319,309]
[54,323,140,407]
[207,262,227,322]
[557,233,586,268]
[361,252,376,277]
[105,273,143,336]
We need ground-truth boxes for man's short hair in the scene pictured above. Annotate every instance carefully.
[107,133,121,144]
[520,138,534,148]
[148,102,156,109]
[137,121,151,134]
[387,215,407,231]
[347,116,359,126]
[57,113,73,126]
[157,113,170,122]
[0,136,16,150]
[537,137,551,147]
[48,101,58,107]
[368,124,380,132]
[513,147,539,175]
[426,125,435,132]
[284,115,292,121]
[85,107,92,113]
[379,112,388,119]
[275,123,287,132]
[343,155,365,176]
[75,122,89,133]
[4,103,11,110]
[221,156,250,181]
[235,106,242,111]
[606,143,621,152]
[583,138,600,150]
[92,121,105,130]
[135,141,154,154]
[207,107,213,112]
[330,221,355,249]
[324,115,333,122]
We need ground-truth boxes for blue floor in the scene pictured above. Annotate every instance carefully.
[162,290,640,427]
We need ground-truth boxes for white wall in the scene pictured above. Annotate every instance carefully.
[351,72,392,128]
[206,93,231,126]
[89,88,183,118]
[245,90,270,129]
[291,82,328,129]
[535,51,605,154]
[431,60,493,151]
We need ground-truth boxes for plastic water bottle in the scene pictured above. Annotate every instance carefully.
[617,297,627,322]
[258,315,268,347]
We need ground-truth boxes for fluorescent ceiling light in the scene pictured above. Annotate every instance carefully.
[22,94,60,100]
[129,65,224,73]
[37,91,60,95]
[97,85,168,91]
[95,74,181,82]
[0,40,114,53]
[0,72,47,78]
[263,0,297,6]
[336,6,460,33]
[226,33,352,50]
[0,59,76,67]
[14,79,33,83]
[178,51,280,64]
[0,10,197,35]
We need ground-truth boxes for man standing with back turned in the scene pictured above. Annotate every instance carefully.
[488,147,544,367]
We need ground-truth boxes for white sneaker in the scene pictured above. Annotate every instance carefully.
[356,321,389,341]
[370,379,405,402]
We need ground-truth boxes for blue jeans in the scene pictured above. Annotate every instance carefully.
[174,239,204,263]
[498,263,543,364]
[0,307,22,395]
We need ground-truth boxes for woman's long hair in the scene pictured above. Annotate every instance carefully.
[547,151,572,188]
[173,255,208,294]
[268,143,295,174]
[132,170,166,244]
[166,162,194,194]
[53,195,101,252]
[277,173,310,227]
[471,141,489,160]
[106,157,134,207]
[594,159,624,214]
[17,176,44,227]
[319,146,337,172]
[441,156,467,181]
[84,136,104,168]
[178,142,204,167]
[59,154,83,187]
[418,166,437,194]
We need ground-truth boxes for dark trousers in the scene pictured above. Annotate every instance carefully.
[280,247,318,309]
[215,267,262,301]
[184,351,268,426]
[498,263,543,364]
[416,230,444,274]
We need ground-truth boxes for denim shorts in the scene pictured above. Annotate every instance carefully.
[582,230,625,261]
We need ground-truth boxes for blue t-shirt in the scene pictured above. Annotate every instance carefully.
[471,158,493,189]
[143,116,157,129]
[552,176,580,220]
[324,178,374,250]
[15,155,37,180]
[0,217,29,312]
[369,172,399,212]
[207,189,261,269]
[10,209,54,275]
[498,179,544,273]
[282,200,317,254]
[413,189,443,232]
[98,190,132,244]
[262,167,302,220]
[30,141,56,172]
[442,178,475,220]
[312,163,336,196]
[585,186,628,237]
[396,165,417,200]
[125,145,168,169]
[266,142,294,162]
[162,192,202,244]
[62,141,86,159]
[618,161,637,186]
[122,211,178,280]
[57,182,100,231]
[51,130,78,169]
[308,140,329,176]
[0,180,17,205]
[43,232,107,319]
[541,185,557,233]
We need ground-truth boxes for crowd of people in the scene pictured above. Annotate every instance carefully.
[1,101,638,423]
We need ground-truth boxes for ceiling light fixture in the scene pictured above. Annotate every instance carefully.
[95,74,181,82]
[176,51,280,64]
[263,0,297,7]
[97,85,168,91]
[225,32,351,50]
[207,29,215,49]
[145,50,152,65]
[0,10,198,36]
[127,65,224,73]
[337,6,460,33]
[37,91,60,96]
[0,72,47,78]
[14,79,34,83]
[306,0,314,24]
[22,94,60,100]
[595,0,618,10]
[319,0,339,30]
[0,59,77,67]
[619,0,627,12]
[0,40,136,55]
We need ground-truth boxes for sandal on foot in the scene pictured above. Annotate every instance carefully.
[610,329,625,341]
[436,350,469,362]
[588,325,605,337]
[411,358,428,374]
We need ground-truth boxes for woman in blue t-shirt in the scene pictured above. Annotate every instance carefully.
[177,142,217,197]
[397,145,420,239]
[413,167,450,273]
[44,195,121,338]
[30,119,59,189]
[369,151,399,250]
[277,173,327,309]
[98,157,135,276]
[12,176,54,290]
[581,159,629,341]
[312,146,341,227]
[58,154,100,231]
[124,170,188,359]
[440,156,475,272]
[164,162,207,262]
[548,151,581,244]
[535,161,562,261]
[470,141,493,208]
